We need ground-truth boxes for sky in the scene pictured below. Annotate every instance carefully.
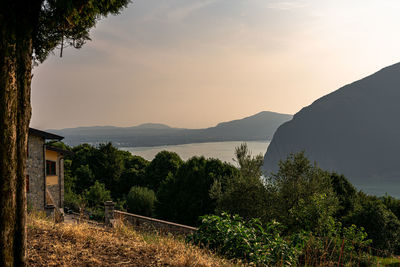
[31,0,400,130]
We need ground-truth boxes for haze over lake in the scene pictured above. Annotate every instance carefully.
[122,141,270,165]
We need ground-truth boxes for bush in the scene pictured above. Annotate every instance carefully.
[187,213,304,265]
[267,152,339,233]
[348,195,400,253]
[126,186,156,217]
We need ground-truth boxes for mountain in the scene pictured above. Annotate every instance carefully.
[50,111,292,147]
[263,62,400,195]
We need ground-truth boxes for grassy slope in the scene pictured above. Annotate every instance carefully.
[26,215,235,267]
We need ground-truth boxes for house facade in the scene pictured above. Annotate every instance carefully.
[26,128,70,214]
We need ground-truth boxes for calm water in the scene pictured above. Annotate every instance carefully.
[121,141,270,165]
[122,141,399,198]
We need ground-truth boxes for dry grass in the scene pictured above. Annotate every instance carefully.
[27,214,238,267]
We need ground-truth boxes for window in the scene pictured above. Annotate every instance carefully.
[46,160,56,176]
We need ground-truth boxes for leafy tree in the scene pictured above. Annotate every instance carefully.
[330,172,358,220]
[382,194,400,219]
[211,143,269,221]
[126,186,156,217]
[0,2,130,263]
[348,194,400,253]
[267,152,339,233]
[212,175,270,222]
[73,164,95,194]
[156,156,237,226]
[84,181,112,208]
[83,181,112,220]
[91,143,125,197]
[118,155,149,197]
[234,143,263,178]
[70,144,96,171]
[144,151,183,192]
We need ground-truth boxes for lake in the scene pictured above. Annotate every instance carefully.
[121,141,270,165]
[122,141,400,198]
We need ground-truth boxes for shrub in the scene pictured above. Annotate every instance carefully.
[187,213,304,265]
[126,186,156,217]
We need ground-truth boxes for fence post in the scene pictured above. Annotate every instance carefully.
[104,201,115,226]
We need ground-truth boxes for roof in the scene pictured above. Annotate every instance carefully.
[46,145,74,156]
[29,128,64,141]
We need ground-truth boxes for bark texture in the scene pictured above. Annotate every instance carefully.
[0,2,40,265]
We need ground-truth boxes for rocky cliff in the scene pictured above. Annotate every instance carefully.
[263,62,400,195]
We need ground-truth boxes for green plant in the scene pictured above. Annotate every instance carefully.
[126,186,156,217]
[187,213,304,265]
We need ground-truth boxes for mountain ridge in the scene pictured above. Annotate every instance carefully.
[49,111,292,147]
[263,62,400,195]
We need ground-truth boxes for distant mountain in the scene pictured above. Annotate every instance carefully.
[263,62,400,195]
[50,111,292,147]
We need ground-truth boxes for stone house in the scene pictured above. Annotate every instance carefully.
[26,128,71,215]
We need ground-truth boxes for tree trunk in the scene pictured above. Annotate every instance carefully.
[0,9,33,267]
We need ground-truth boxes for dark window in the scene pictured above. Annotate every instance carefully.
[26,175,29,193]
[46,160,56,175]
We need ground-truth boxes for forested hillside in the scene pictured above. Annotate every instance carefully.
[52,141,400,265]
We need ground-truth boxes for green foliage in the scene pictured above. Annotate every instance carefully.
[267,152,339,233]
[63,143,400,259]
[155,156,237,226]
[84,181,112,207]
[289,192,338,235]
[33,0,131,63]
[74,164,95,194]
[144,151,183,192]
[119,155,149,196]
[188,213,303,265]
[83,181,112,220]
[46,141,71,151]
[92,143,125,197]
[212,143,269,222]
[233,143,263,178]
[212,175,270,222]
[348,194,400,253]
[382,194,400,219]
[303,222,372,265]
[126,186,156,217]
[330,172,358,220]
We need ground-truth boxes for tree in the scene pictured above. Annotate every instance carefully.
[126,186,156,217]
[233,143,263,178]
[92,143,125,197]
[267,152,339,233]
[212,143,269,221]
[144,151,183,192]
[330,173,358,220]
[0,1,130,265]
[156,156,237,226]
[118,155,149,197]
[84,181,112,220]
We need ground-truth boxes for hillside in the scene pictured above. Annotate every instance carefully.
[49,111,292,147]
[263,62,400,196]
[27,214,234,266]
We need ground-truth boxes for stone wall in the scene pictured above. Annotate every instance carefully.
[26,135,45,210]
[113,210,197,235]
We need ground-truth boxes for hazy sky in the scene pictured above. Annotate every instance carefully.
[31,0,400,129]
